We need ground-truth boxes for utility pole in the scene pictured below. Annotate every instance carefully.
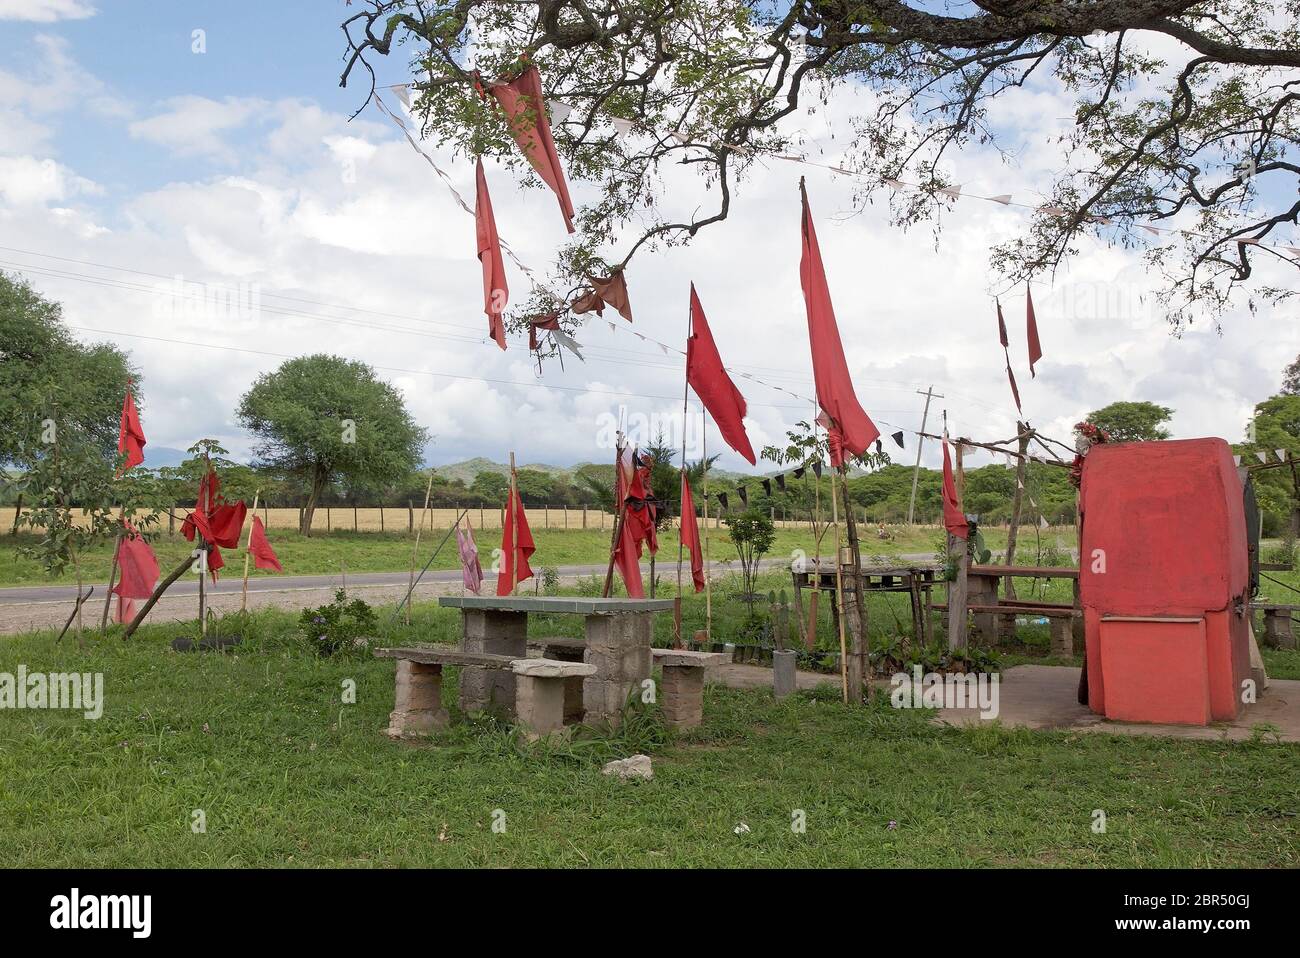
[907,386,943,525]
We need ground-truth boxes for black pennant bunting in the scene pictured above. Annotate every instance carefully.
[761,478,772,497]
[891,430,905,449]
[775,473,786,491]
[875,439,883,455]
[792,466,806,480]
[811,460,823,479]
[717,492,729,511]
[737,485,749,506]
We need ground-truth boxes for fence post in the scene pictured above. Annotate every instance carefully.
[582,505,588,529]
[408,500,414,534]
[168,504,175,536]
[564,505,568,529]
[545,504,549,529]
[326,506,331,532]
[380,505,384,533]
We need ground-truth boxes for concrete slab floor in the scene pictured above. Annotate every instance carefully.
[708,661,1300,743]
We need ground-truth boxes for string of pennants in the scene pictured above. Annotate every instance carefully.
[389,82,1300,263]
[374,82,1006,448]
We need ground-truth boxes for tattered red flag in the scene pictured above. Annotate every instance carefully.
[799,179,880,466]
[687,283,756,465]
[527,311,562,352]
[590,270,633,322]
[475,158,508,350]
[997,301,1022,414]
[678,472,705,593]
[488,64,576,233]
[1026,285,1043,377]
[496,484,535,595]
[248,516,283,573]
[941,439,969,540]
[116,379,146,476]
[180,466,247,581]
[112,522,159,623]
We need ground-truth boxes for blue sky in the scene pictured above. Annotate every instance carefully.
[1,1,1297,473]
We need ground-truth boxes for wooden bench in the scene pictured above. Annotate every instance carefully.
[967,603,1079,656]
[651,648,730,729]
[374,646,517,738]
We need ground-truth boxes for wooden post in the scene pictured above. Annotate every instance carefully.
[353,503,358,532]
[408,500,414,534]
[602,440,630,598]
[241,490,261,613]
[702,425,712,640]
[122,553,194,640]
[408,473,434,625]
[831,471,849,703]
[99,524,124,636]
[839,467,867,704]
[1000,424,1031,638]
[582,504,588,529]
[946,441,969,650]
[509,454,519,596]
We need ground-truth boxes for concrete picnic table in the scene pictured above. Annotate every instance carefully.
[437,595,675,724]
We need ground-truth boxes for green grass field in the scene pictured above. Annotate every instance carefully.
[0,523,1078,586]
[1,575,1298,868]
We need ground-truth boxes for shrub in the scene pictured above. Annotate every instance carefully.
[298,589,376,657]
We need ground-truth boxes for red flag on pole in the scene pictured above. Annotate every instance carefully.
[799,179,880,466]
[475,158,508,350]
[488,64,576,233]
[1026,285,1043,377]
[112,522,159,623]
[248,516,283,572]
[686,283,756,465]
[997,301,1022,414]
[941,439,969,539]
[679,472,705,593]
[116,379,146,475]
[496,486,535,595]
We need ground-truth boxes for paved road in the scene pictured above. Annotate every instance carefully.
[0,553,946,605]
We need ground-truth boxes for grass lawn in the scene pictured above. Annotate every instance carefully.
[1,581,1297,868]
[0,524,1078,587]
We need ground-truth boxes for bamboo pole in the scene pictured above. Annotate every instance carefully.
[702,422,712,641]
[198,453,211,639]
[509,453,519,595]
[240,490,261,613]
[602,437,631,597]
[831,469,848,703]
[100,523,123,636]
[676,301,691,647]
[407,471,434,625]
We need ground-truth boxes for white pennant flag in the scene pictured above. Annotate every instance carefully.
[608,322,616,333]
[547,100,573,124]
[1233,455,1241,466]
[611,117,635,139]
[989,194,1012,205]
[1038,205,1070,217]
[937,185,961,200]
[1257,450,1269,463]
[1277,449,1287,462]
[391,85,412,109]
[1140,224,1163,236]
[660,343,668,354]
[1039,516,1049,529]
[669,130,691,145]
[882,178,905,190]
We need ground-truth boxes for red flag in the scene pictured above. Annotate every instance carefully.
[475,158,508,350]
[488,64,576,233]
[527,310,561,352]
[180,466,247,581]
[613,510,646,598]
[496,485,535,595]
[941,439,969,540]
[112,522,159,623]
[590,270,633,323]
[1026,285,1042,377]
[799,180,879,466]
[997,301,1022,414]
[248,516,282,572]
[116,380,146,475]
[687,283,756,465]
[679,473,705,593]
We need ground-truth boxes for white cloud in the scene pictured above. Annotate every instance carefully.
[128,96,270,161]
[0,154,98,204]
[0,0,95,23]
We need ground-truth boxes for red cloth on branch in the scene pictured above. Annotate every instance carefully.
[799,181,879,466]
[496,485,535,595]
[116,381,146,475]
[527,311,562,352]
[997,302,1022,414]
[687,283,756,465]
[942,440,969,540]
[590,270,633,322]
[180,467,247,581]
[112,522,159,624]
[679,472,705,593]
[488,64,576,233]
[612,450,658,598]
[248,516,282,572]
[1026,285,1043,377]
[475,158,508,350]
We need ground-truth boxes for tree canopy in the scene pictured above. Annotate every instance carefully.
[237,355,428,534]
[341,1,1299,333]
[0,270,136,468]
[1085,400,1174,442]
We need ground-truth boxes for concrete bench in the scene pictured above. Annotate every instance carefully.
[511,658,596,739]
[1251,604,1298,649]
[374,646,517,738]
[651,648,731,729]
[527,637,588,721]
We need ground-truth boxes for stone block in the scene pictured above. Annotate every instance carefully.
[661,664,704,729]
[386,660,448,738]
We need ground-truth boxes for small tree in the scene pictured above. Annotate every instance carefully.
[724,508,776,612]
[1084,401,1174,443]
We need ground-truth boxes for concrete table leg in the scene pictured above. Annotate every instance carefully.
[460,609,528,716]
[583,611,653,726]
[543,645,586,722]
[661,664,704,728]
[386,661,448,738]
